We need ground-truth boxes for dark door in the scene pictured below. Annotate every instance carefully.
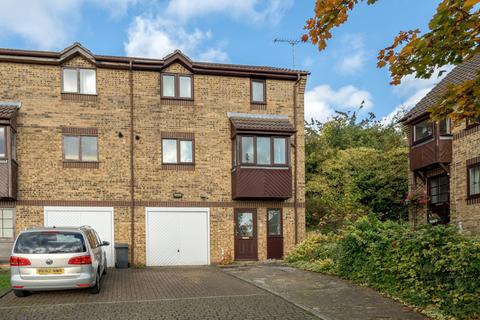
[427,174,450,225]
[234,209,257,260]
[267,208,283,259]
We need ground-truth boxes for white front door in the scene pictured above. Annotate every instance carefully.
[146,208,210,266]
[44,207,115,267]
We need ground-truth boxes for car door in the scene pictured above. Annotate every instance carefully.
[85,230,102,274]
[93,230,106,271]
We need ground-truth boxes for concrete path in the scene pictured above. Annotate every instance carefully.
[223,264,427,320]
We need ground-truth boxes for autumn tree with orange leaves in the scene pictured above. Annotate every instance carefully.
[302,0,480,121]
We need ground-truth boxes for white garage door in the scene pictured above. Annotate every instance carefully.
[146,208,210,266]
[44,207,115,267]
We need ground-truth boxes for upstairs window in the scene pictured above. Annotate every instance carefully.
[412,119,433,143]
[162,138,194,164]
[161,74,193,99]
[251,79,266,104]
[466,115,480,129]
[63,135,98,162]
[438,118,451,135]
[468,164,480,198]
[63,68,96,94]
[0,127,5,158]
[239,136,288,166]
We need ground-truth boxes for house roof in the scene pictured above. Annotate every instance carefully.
[0,43,309,80]
[228,113,295,134]
[400,55,480,124]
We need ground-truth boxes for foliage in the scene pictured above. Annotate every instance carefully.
[287,216,480,320]
[404,188,429,209]
[302,0,480,121]
[305,111,408,231]
[0,270,9,290]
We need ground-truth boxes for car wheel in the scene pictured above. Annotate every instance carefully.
[13,290,30,298]
[90,274,101,294]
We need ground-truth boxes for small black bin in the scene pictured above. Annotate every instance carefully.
[114,243,129,268]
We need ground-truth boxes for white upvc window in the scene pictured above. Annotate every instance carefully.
[63,68,97,94]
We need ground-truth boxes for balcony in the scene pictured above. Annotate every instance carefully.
[410,137,452,171]
[232,166,292,200]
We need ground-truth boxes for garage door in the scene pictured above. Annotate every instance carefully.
[146,208,210,266]
[44,207,114,267]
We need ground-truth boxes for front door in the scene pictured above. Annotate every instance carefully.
[267,208,283,259]
[234,209,257,260]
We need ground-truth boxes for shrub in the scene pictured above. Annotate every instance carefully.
[287,216,480,320]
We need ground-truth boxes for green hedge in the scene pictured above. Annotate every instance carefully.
[286,216,480,320]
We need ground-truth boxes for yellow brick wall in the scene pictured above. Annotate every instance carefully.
[1,55,306,264]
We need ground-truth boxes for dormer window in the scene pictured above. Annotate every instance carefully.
[251,79,266,104]
[412,119,433,144]
[161,73,193,100]
[62,68,96,95]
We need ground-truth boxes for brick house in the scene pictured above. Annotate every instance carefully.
[400,55,480,233]
[0,43,308,265]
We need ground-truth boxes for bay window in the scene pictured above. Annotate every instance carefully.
[412,119,433,143]
[0,127,5,158]
[238,136,288,166]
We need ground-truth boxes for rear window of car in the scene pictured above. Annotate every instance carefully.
[14,231,87,254]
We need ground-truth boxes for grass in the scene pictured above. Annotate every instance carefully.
[0,269,10,290]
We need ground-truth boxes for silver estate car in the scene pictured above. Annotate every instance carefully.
[10,226,109,297]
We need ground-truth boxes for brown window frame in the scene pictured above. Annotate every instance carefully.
[237,135,289,167]
[267,208,283,237]
[411,119,434,145]
[250,79,266,105]
[466,116,480,130]
[427,174,449,205]
[0,126,6,159]
[62,135,99,162]
[161,138,195,165]
[467,163,480,200]
[61,67,97,95]
[160,73,194,101]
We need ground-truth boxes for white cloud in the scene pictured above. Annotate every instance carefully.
[305,85,373,122]
[382,66,453,123]
[124,16,229,62]
[0,0,137,50]
[338,35,368,75]
[165,0,293,25]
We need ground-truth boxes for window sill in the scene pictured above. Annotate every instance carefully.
[160,98,194,106]
[411,136,434,147]
[162,163,195,171]
[61,92,98,102]
[63,161,99,169]
[251,103,267,110]
[467,194,480,205]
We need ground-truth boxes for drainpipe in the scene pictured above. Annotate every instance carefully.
[293,73,301,244]
[129,59,135,264]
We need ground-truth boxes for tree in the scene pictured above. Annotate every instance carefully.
[305,112,408,231]
[302,0,480,121]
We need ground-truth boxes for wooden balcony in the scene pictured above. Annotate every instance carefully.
[410,137,452,171]
[232,166,292,200]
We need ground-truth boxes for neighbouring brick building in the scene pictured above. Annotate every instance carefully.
[401,55,480,233]
[0,43,308,266]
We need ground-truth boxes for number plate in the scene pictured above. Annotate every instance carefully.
[37,268,64,275]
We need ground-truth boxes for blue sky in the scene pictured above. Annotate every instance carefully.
[0,0,446,122]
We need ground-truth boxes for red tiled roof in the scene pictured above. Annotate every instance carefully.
[400,55,480,124]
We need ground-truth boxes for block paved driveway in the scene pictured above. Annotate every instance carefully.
[0,267,317,320]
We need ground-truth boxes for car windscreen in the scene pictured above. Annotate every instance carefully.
[14,231,87,254]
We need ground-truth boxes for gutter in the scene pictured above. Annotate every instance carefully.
[129,59,136,264]
[293,73,301,244]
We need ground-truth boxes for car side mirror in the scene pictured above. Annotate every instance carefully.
[102,241,110,246]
